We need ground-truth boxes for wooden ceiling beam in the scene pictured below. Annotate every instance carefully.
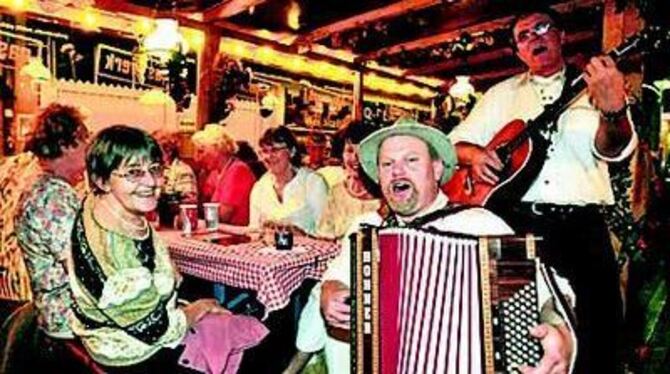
[361,16,513,63]
[294,0,446,45]
[93,0,204,29]
[212,20,439,91]
[358,0,603,63]
[406,48,513,77]
[202,0,269,22]
[406,29,597,77]
[94,0,156,18]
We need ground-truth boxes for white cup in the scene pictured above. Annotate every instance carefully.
[203,202,220,230]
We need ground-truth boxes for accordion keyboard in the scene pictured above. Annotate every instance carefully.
[495,281,543,373]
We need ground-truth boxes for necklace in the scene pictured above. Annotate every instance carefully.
[95,198,149,239]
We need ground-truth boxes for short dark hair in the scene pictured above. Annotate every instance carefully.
[259,126,302,166]
[331,121,376,160]
[26,103,89,160]
[86,125,163,194]
[509,6,563,50]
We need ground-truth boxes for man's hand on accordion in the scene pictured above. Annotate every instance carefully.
[520,323,573,374]
[321,280,351,330]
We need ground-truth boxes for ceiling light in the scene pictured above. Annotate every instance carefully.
[142,19,187,62]
[287,1,301,31]
[10,0,29,11]
[449,75,475,100]
[80,6,100,32]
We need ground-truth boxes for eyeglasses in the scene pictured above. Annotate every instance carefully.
[259,145,288,155]
[514,21,555,44]
[112,163,164,183]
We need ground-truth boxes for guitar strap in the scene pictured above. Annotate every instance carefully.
[533,64,582,146]
[487,64,583,212]
[380,202,475,228]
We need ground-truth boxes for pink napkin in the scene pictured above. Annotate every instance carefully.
[179,313,269,374]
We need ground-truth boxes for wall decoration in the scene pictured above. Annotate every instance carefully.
[94,43,167,88]
[212,54,252,122]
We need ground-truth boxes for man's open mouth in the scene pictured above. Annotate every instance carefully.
[532,46,548,56]
[391,180,412,194]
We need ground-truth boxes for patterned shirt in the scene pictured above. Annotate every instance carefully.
[0,153,40,301]
[315,181,380,240]
[68,197,187,367]
[16,175,80,338]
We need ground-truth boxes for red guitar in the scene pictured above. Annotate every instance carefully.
[443,26,669,207]
[443,119,533,206]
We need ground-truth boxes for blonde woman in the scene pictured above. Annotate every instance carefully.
[191,125,256,225]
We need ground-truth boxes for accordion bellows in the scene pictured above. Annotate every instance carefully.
[350,226,543,374]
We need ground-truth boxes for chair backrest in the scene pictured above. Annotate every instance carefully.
[0,302,106,373]
[0,302,38,373]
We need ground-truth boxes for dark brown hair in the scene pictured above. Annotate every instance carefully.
[259,126,303,166]
[26,103,89,160]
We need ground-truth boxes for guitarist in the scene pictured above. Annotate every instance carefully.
[449,7,637,374]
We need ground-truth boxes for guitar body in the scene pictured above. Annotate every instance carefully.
[442,119,533,206]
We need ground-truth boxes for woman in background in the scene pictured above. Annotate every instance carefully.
[315,122,381,240]
[285,122,381,374]
[220,126,327,236]
[3,104,90,372]
[192,125,256,225]
[249,126,328,235]
[153,130,198,204]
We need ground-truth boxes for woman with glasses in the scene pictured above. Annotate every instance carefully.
[219,126,328,237]
[250,126,328,235]
[67,125,229,371]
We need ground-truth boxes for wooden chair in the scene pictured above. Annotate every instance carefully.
[0,302,105,373]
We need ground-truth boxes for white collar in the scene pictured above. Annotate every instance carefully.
[529,67,566,86]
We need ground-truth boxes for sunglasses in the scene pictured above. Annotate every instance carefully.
[515,21,555,44]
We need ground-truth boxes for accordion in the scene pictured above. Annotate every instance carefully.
[350,226,545,374]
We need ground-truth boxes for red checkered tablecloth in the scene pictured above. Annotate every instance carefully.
[160,231,340,316]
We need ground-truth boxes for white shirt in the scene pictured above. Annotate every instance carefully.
[449,70,638,205]
[249,167,328,235]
